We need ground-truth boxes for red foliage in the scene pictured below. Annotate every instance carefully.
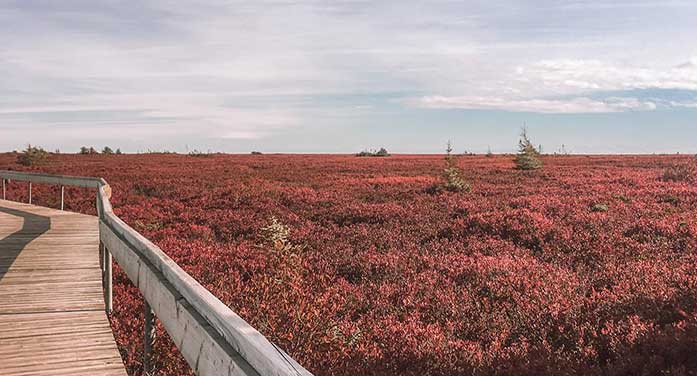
[2,153,697,375]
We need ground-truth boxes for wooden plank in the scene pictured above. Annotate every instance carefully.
[0,199,126,375]
[0,170,314,376]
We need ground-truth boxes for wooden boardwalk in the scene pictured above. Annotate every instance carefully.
[0,199,126,375]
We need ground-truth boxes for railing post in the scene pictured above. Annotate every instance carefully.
[28,182,32,204]
[2,179,5,200]
[60,185,65,210]
[103,245,113,313]
[99,241,104,273]
[144,301,156,374]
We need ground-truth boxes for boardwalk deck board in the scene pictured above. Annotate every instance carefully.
[0,199,127,375]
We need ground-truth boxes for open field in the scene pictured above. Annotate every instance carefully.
[1,153,697,375]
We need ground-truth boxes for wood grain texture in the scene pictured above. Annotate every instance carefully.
[0,199,126,376]
[0,170,313,376]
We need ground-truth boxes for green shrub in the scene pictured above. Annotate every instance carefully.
[514,128,542,170]
[16,144,49,166]
[661,160,696,182]
[102,146,114,155]
[660,195,680,205]
[145,149,176,154]
[591,203,609,212]
[261,216,304,254]
[442,141,470,192]
[188,149,213,157]
[79,146,99,155]
[424,183,444,195]
[356,148,389,157]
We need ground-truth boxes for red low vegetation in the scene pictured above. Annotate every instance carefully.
[1,153,697,375]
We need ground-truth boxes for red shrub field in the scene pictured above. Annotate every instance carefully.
[2,153,697,375]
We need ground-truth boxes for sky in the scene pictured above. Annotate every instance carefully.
[1,0,697,154]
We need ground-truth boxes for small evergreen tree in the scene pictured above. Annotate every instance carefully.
[514,128,542,170]
[442,141,470,192]
[16,144,49,166]
[102,146,114,154]
[115,148,122,155]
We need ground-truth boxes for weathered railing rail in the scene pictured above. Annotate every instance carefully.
[0,170,313,376]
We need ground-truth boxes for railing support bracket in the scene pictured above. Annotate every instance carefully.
[144,300,156,374]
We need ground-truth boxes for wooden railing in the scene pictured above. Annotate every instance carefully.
[0,170,313,376]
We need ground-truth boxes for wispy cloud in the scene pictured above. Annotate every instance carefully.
[413,57,697,113]
[521,59,697,93]
[415,96,658,114]
[1,1,697,151]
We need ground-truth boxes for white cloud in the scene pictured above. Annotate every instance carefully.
[416,95,657,114]
[1,1,697,151]
[670,101,697,109]
[520,58,697,93]
[411,56,697,114]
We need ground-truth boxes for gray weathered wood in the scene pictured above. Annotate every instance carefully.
[0,199,127,375]
[144,300,156,374]
[104,247,113,313]
[0,171,103,188]
[100,223,259,376]
[0,170,314,376]
[101,212,312,376]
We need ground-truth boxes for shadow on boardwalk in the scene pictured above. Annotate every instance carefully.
[0,205,50,283]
